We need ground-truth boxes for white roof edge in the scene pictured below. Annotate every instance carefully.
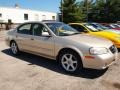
[0,6,58,14]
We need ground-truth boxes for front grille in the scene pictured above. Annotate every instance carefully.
[109,45,116,54]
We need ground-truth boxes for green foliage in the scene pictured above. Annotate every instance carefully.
[78,0,94,21]
[90,0,120,22]
[60,0,85,23]
[59,0,120,23]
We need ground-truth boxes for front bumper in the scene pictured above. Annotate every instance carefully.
[83,52,119,70]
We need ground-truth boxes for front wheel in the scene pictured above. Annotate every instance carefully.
[10,41,19,55]
[59,51,83,73]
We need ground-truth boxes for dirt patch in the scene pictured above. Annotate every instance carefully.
[101,80,120,90]
[113,82,120,89]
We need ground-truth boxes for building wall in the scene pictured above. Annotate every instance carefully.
[0,7,59,23]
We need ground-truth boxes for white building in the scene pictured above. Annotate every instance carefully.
[0,7,59,23]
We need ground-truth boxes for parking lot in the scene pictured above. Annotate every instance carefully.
[0,31,120,90]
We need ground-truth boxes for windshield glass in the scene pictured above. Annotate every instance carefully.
[84,24,102,32]
[46,22,79,36]
[112,24,120,28]
[117,24,120,27]
[94,23,109,29]
[84,23,109,32]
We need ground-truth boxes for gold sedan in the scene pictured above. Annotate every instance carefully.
[6,21,118,73]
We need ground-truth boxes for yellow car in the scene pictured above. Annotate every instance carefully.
[69,23,120,48]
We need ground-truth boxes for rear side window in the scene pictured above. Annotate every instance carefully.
[18,24,31,34]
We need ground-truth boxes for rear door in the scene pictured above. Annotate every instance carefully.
[15,23,33,51]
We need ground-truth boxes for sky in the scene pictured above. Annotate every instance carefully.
[0,0,61,12]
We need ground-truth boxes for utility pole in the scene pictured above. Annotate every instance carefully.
[61,0,63,22]
[86,0,88,22]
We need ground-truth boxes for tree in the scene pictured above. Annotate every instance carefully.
[90,0,120,22]
[59,0,120,23]
[78,0,94,21]
[60,0,85,23]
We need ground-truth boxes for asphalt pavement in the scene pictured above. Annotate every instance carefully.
[0,31,120,90]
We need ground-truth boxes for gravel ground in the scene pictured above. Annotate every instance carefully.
[0,31,120,90]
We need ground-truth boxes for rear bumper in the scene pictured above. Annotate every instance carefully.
[5,38,10,46]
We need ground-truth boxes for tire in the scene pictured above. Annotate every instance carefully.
[59,50,83,73]
[10,41,19,55]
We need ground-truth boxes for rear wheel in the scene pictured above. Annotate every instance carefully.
[10,41,19,55]
[59,50,83,73]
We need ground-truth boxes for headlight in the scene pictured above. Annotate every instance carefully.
[89,47,109,55]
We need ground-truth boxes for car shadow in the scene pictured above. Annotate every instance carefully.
[2,48,108,79]
[118,48,120,52]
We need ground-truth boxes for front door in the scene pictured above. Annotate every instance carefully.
[31,23,55,58]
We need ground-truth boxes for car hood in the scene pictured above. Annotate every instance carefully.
[63,34,113,47]
[104,29,120,34]
[89,30,119,39]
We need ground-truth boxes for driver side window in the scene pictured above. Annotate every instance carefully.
[32,23,50,36]
[70,25,87,33]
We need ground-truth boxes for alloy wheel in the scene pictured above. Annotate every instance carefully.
[61,54,78,72]
[11,42,18,54]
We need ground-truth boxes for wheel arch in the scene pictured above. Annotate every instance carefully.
[10,40,19,49]
[10,40,15,46]
[57,47,84,63]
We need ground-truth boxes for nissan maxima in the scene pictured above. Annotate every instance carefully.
[6,21,118,73]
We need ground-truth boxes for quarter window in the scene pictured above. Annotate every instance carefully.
[18,24,31,34]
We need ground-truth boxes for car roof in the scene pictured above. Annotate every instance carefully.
[22,21,62,24]
[69,23,86,24]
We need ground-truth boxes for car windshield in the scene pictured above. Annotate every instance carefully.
[46,22,79,36]
[112,24,120,28]
[117,24,120,27]
[84,24,102,32]
[94,23,109,29]
[84,23,110,32]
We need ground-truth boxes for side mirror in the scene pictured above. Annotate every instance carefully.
[42,32,51,37]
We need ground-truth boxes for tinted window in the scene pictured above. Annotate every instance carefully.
[84,24,103,32]
[32,23,50,36]
[18,24,31,34]
[70,24,87,32]
[46,23,63,33]
[46,23,79,36]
